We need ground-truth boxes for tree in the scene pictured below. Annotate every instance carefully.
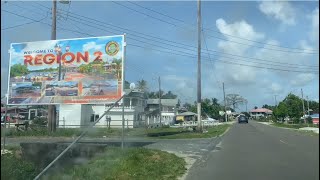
[226,94,246,110]
[162,91,177,99]
[273,93,304,120]
[10,64,29,77]
[112,59,122,79]
[124,81,130,89]
[137,79,148,92]
[254,106,258,109]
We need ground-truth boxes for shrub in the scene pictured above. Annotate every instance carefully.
[32,116,47,126]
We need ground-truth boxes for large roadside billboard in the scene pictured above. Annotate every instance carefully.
[7,35,125,105]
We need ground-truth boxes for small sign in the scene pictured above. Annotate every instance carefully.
[226,110,232,115]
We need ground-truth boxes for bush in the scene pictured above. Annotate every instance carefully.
[32,117,47,126]
[307,116,313,124]
[1,151,38,180]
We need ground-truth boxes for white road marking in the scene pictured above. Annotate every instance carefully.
[280,139,289,145]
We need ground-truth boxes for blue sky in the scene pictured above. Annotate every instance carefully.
[1,1,319,111]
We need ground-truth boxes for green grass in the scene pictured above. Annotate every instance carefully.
[296,130,319,136]
[272,122,318,129]
[3,125,231,139]
[147,125,230,139]
[46,148,186,180]
[1,147,39,180]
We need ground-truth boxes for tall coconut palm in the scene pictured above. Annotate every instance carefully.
[111,59,122,80]
[137,79,148,92]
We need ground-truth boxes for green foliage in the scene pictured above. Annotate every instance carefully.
[32,117,47,126]
[10,64,29,77]
[306,116,313,124]
[1,153,38,180]
[124,80,130,89]
[47,148,186,180]
[137,79,148,92]
[273,93,303,119]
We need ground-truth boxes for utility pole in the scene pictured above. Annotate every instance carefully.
[274,95,277,107]
[158,76,162,126]
[197,0,202,130]
[223,82,227,122]
[301,88,306,123]
[48,0,57,132]
[307,96,310,116]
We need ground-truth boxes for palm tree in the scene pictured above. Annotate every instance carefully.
[137,79,148,92]
[111,59,122,79]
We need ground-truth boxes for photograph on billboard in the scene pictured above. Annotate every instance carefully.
[7,35,124,105]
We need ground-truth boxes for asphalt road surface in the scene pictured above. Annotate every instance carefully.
[186,120,319,180]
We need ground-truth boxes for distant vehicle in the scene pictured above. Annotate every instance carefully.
[15,86,35,93]
[238,115,248,123]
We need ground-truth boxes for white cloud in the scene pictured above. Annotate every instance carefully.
[270,82,283,93]
[214,18,265,85]
[290,73,315,86]
[308,7,319,42]
[259,1,296,25]
[82,41,103,52]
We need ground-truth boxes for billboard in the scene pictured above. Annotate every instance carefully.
[7,35,125,105]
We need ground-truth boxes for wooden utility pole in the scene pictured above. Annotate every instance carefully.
[223,82,227,122]
[307,96,310,116]
[197,0,202,130]
[301,88,306,123]
[158,76,162,125]
[48,0,57,132]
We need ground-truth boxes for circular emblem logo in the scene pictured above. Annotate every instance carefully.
[105,41,120,56]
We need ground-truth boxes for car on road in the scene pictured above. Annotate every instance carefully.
[238,115,248,123]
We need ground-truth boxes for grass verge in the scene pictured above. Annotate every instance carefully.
[3,124,231,139]
[1,146,39,180]
[271,122,318,129]
[46,147,186,180]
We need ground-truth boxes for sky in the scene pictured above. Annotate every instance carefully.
[1,0,319,111]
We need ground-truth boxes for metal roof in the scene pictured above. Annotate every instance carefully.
[147,99,178,106]
[176,111,197,116]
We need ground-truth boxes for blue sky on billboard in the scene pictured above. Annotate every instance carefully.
[1,1,319,109]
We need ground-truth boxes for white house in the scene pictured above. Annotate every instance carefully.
[58,90,147,128]
[145,99,178,126]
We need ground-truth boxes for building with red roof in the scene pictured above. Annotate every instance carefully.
[249,108,273,119]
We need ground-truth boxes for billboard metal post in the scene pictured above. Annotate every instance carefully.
[2,94,8,151]
[122,97,125,149]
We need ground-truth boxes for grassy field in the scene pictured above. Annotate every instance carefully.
[2,124,231,139]
[1,147,186,180]
[46,148,186,180]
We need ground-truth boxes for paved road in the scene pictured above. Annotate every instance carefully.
[186,120,319,180]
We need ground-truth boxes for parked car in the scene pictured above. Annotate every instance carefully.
[238,115,248,123]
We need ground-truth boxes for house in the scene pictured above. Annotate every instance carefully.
[310,114,319,125]
[175,111,197,123]
[58,89,148,128]
[249,108,272,118]
[145,99,178,126]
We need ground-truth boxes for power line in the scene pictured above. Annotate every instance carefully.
[1,15,48,30]
[3,9,319,74]
[111,1,177,27]
[126,1,185,23]
[118,1,318,53]
[22,1,318,68]
[50,9,319,69]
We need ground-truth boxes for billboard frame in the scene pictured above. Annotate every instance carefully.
[6,34,125,105]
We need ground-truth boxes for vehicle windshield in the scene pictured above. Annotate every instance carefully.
[1,1,319,180]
